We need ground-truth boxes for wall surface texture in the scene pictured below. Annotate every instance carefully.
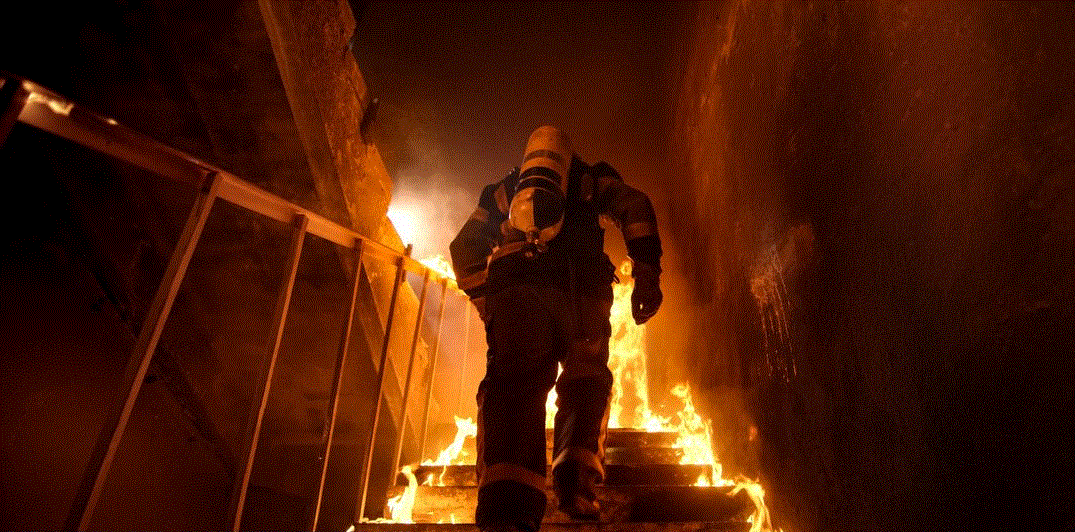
[0,0,432,530]
[661,2,1073,531]
[1,2,1072,532]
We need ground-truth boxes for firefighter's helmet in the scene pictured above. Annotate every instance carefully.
[509,126,572,248]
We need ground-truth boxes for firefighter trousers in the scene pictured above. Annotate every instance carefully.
[474,282,614,531]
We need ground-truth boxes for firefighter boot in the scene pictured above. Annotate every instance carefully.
[551,456,601,520]
[552,376,611,520]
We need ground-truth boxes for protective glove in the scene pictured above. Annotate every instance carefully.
[630,262,662,325]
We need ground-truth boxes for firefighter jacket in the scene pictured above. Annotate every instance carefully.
[450,156,662,301]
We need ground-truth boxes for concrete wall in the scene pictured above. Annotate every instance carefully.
[661,2,1073,531]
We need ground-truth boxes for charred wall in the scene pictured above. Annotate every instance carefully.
[662,2,1073,531]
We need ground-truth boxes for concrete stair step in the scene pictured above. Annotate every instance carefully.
[353,523,751,532]
[385,485,752,524]
[543,429,679,449]
[597,429,680,448]
[403,464,715,487]
[445,446,685,466]
[461,430,679,454]
[605,446,684,465]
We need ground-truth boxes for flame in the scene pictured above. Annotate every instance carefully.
[589,261,776,528]
[419,254,456,281]
[545,364,563,428]
[546,261,661,429]
[420,416,477,486]
[669,385,732,486]
[365,465,417,523]
[399,259,780,530]
[731,476,774,532]
[421,416,476,466]
[25,85,74,116]
[385,465,417,523]
[608,261,662,429]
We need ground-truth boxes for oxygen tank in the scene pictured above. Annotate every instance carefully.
[509,126,572,249]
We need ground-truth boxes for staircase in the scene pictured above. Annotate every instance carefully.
[5,76,764,532]
[354,427,755,532]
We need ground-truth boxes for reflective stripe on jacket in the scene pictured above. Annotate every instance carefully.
[450,158,660,299]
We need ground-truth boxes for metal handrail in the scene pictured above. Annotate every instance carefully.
[1,75,466,531]
[4,77,456,285]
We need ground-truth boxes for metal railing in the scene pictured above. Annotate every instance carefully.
[1,76,471,531]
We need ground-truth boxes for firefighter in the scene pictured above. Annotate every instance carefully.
[450,126,662,532]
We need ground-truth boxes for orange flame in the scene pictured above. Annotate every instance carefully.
[421,416,476,466]
[731,476,774,532]
[419,254,456,281]
[421,416,477,486]
[363,465,418,524]
[595,261,777,528]
[385,465,417,523]
[545,364,563,428]
[545,261,662,429]
[406,259,780,530]
[608,261,660,429]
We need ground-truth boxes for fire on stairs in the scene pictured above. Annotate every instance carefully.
[352,260,777,532]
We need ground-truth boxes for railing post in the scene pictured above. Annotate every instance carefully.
[390,269,431,478]
[356,246,409,523]
[0,78,30,146]
[310,238,365,532]
[417,280,449,461]
[457,303,472,416]
[228,212,310,532]
[65,171,221,532]
[6,75,483,530]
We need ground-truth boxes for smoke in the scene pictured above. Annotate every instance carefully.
[371,97,480,259]
[387,172,475,259]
